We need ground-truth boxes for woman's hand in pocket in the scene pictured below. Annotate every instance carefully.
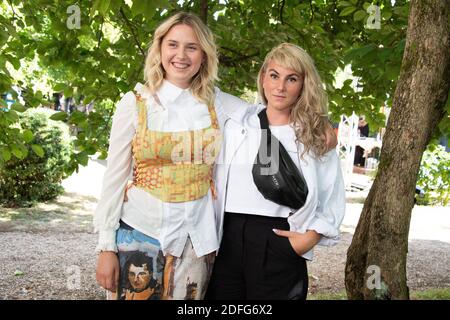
[273,229,321,256]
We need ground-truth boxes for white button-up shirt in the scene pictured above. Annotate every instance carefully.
[214,105,346,260]
[93,80,247,257]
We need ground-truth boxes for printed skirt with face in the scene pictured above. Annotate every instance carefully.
[107,222,215,300]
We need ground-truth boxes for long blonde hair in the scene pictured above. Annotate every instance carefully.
[257,43,329,158]
[144,12,218,105]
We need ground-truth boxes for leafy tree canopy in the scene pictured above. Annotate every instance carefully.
[0,0,448,174]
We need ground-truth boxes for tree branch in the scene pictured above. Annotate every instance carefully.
[119,8,146,57]
[199,0,208,24]
[220,46,260,60]
[309,0,315,23]
[279,0,285,24]
[96,17,104,50]
[280,21,311,52]
[7,0,18,21]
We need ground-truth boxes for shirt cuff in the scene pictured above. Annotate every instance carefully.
[95,229,118,253]
[307,216,341,246]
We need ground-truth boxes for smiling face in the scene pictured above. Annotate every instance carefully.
[160,24,204,89]
[262,60,304,113]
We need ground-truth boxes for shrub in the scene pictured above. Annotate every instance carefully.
[416,144,450,206]
[0,108,73,207]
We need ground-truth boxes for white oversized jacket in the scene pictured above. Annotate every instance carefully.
[213,103,346,260]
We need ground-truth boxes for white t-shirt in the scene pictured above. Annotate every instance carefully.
[225,123,302,218]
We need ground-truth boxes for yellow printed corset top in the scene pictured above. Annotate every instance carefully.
[131,92,222,203]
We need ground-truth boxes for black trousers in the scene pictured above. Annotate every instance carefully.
[206,212,308,300]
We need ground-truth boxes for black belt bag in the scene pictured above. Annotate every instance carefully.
[252,109,308,210]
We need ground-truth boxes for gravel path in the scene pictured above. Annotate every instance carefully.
[1,230,449,300]
[1,161,448,299]
[308,233,450,295]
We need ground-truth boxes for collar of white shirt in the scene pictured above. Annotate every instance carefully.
[158,80,187,105]
[134,81,189,108]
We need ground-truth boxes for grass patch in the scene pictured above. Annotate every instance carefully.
[308,291,347,300]
[0,191,97,233]
[411,288,450,300]
[309,288,450,300]
[0,207,60,221]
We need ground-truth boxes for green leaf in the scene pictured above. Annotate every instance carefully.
[97,150,108,160]
[83,95,95,104]
[98,0,111,15]
[343,79,354,87]
[6,19,17,35]
[69,111,87,125]
[91,0,110,16]
[85,145,97,155]
[77,120,88,130]
[31,144,45,157]
[4,109,19,123]
[131,0,148,17]
[11,145,23,159]
[14,270,24,276]
[108,0,123,11]
[363,2,372,10]
[28,97,41,108]
[20,146,28,159]
[63,86,73,97]
[382,10,392,21]
[337,1,352,7]
[35,91,43,100]
[11,103,26,113]
[76,152,89,166]
[353,10,367,22]
[340,6,357,17]
[117,81,128,92]
[22,129,34,143]
[53,83,66,92]
[50,112,68,121]
[1,148,11,161]
[6,55,20,70]
[332,95,344,106]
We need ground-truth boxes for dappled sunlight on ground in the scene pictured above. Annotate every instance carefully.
[0,191,96,233]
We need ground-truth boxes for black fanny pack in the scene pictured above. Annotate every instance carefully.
[252,109,308,210]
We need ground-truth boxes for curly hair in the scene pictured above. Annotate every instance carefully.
[144,12,218,106]
[257,43,330,159]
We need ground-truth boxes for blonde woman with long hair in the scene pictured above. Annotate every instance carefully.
[206,43,345,300]
[93,12,250,300]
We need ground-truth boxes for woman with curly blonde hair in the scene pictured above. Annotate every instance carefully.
[207,43,345,300]
[257,43,331,159]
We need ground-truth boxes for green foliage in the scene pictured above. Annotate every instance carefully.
[416,145,450,206]
[0,0,448,174]
[0,108,73,207]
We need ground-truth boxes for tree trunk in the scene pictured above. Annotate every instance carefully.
[345,0,450,300]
